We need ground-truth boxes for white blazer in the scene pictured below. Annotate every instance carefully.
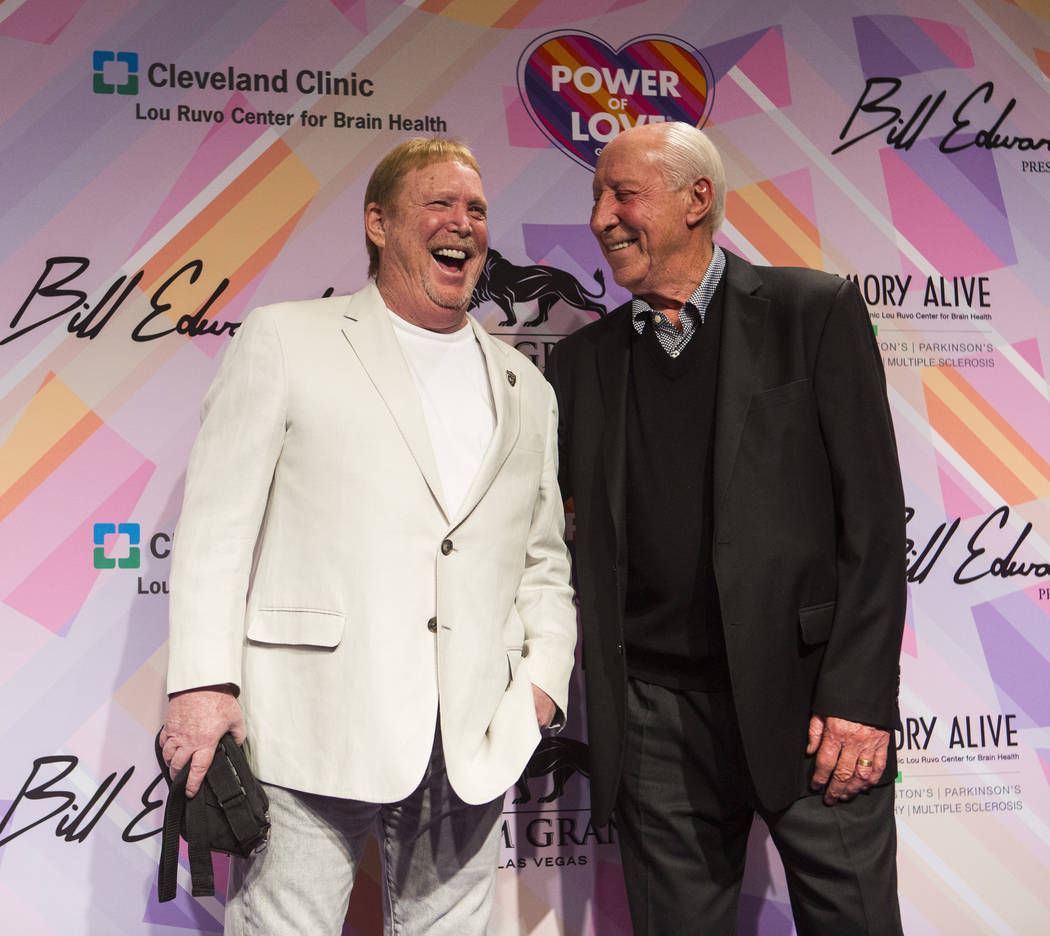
[167,283,576,804]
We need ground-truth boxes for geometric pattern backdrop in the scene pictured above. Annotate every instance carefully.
[1,1,1048,933]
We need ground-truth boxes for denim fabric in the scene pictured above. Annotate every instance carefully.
[225,731,504,935]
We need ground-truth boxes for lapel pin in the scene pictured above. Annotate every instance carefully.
[506,370,517,387]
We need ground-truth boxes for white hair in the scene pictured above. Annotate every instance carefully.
[654,122,726,232]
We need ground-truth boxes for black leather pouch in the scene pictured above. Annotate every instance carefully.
[154,731,269,901]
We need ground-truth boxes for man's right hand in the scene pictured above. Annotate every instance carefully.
[158,686,246,798]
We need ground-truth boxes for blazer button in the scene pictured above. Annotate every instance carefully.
[427,616,438,633]
[441,538,453,555]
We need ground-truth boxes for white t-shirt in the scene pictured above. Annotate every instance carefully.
[388,311,496,516]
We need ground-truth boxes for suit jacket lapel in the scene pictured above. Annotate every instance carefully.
[450,317,520,526]
[596,310,632,566]
[713,252,769,536]
[340,283,450,522]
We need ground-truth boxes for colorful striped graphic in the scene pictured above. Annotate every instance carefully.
[0,372,101,523]
[725,172,822,270]
[137,136,318,332]
[922,362,1050,504]
[517,30,714,169]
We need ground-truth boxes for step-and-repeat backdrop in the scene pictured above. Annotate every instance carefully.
[1,1,1048,933]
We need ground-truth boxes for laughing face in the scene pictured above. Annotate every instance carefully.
[367,160,488,332]
[590,127,710,312]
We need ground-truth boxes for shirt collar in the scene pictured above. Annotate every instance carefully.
[631,245,726,333]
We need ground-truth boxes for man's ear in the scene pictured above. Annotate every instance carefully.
[364,202,386,250]
[685,176,714,228]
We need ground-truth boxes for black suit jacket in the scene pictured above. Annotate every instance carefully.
[547,250,906,824]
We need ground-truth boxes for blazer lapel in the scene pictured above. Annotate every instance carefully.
[449,317,521,526]
[340,283,450,522]
[596,311,632,566]
[713,252,769,537]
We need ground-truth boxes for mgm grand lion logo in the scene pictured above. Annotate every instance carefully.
[469,248,607,327]
[514,736,590,804]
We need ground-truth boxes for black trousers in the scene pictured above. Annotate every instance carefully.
[615,678,903,935]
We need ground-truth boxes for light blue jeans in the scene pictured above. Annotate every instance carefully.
[224,731,505,936]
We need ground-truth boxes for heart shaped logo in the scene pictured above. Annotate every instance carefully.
[517,30,715,170]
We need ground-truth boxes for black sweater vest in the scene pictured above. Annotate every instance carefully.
[622,282,730,690]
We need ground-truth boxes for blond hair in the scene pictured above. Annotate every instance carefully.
[364,138,481,278]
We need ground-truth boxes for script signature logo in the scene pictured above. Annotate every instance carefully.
[906,505,1049,585]
[834,78,1049,155]
[2,256,240,345]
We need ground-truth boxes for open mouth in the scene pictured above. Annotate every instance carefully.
[432,247,469,273]
[607,238,637,253]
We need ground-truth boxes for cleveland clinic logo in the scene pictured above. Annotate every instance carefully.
[93,51,139,95]
[92,522,173,595]
[93,522,140,569]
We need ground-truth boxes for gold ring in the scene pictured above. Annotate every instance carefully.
[857,758,873,768]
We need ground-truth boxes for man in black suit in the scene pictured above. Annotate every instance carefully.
[546,122,905,934]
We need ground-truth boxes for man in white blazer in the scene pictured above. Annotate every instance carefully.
[158,138,577,935]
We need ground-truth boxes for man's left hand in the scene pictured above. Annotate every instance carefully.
[807,714,890,805]
[532,684,556,729]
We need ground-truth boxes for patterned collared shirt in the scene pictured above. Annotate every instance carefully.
[630,245,726,358]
